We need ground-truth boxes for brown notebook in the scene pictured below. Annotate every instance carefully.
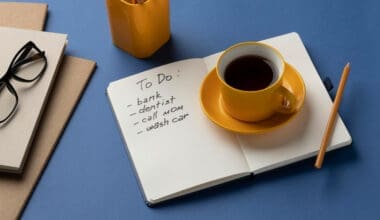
[0,2,47,31]
[0,3,96,219]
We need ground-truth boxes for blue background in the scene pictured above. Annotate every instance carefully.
[9,0,380,219]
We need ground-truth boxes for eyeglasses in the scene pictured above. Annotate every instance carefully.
[0,41,47,124]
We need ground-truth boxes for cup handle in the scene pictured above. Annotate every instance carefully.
[276,86,298,114]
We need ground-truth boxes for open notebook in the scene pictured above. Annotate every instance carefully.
[107,32,352,205]
[0,27,67,173]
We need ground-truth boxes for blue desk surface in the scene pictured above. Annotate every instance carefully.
[15,0,379,219]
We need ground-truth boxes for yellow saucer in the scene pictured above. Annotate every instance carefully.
[200,63,306,134]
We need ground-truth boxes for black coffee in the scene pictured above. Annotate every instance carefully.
[224,55,274,91]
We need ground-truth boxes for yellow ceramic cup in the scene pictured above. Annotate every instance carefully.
[216,42,297,122]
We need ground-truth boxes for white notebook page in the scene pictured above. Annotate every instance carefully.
[107,59,250,203]
[203,32,351,174]
[239,33,351,174]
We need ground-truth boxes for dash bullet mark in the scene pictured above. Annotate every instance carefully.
[137,131,143,134]
[129,112,137,116]
[127,104,133,108]
[133,122,139,126]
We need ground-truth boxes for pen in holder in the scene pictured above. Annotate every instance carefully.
[106,0,170,58]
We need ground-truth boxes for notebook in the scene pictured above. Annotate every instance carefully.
[0,2,47,31]
[0,26,67,173]
[0,4,96,219]
[107,32,352,205]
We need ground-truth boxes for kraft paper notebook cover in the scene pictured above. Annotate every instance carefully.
[0,4,96,220]
[0,2,47,31]
[107,32,352,205]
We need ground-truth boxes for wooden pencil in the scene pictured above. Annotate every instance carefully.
[315,63,351,169]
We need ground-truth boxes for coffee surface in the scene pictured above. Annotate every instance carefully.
[224,55,274,91]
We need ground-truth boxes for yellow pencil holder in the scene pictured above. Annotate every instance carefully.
[106,0,170,58]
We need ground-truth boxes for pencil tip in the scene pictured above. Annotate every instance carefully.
[346,62,351,68]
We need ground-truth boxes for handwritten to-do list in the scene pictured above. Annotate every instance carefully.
[127,72,190,135]
[107,57,262,204]
[108,59,207,137]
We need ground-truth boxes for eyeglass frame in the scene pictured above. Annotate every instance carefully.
[0,41,47,124]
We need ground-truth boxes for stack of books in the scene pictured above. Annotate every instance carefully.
[0,3,96,219]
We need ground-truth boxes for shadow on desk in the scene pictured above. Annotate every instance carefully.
[114,34,199,67]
